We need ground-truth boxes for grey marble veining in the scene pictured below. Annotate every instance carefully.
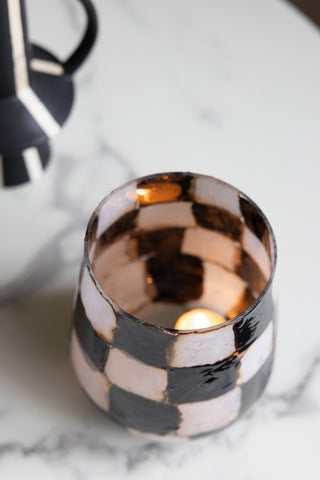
[0,0,320,478]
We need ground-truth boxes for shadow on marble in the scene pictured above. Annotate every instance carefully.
[0,288,140,446]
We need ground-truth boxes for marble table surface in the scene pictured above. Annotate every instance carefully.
[1,0,320,478]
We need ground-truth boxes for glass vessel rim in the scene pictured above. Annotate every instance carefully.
[83,171,277,335]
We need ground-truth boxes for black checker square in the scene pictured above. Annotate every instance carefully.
[234,288,274,353]
[239,196,267,241]
[74,294,110,371]
[99,209,139,245]
[236,250,267,294]
[113,311,176,368]
[109,385,181,436]
[146,253,203,304]
[192,202,242,240]
[136,227,185,258]
[168,355,240,404]
[240,350,274,414]
[240,195,273,257]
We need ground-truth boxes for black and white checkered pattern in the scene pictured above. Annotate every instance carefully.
[71,172,277,439]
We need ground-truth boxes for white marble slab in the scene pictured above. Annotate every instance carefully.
[0,0,319,478]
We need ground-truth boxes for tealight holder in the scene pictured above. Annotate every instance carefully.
[71,172,277,439]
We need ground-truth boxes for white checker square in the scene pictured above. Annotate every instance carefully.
[105,348,168,402]
[200,262,246,315]
[178,387,241,437]
[182,227,241,271]
[238,321,274,385]
[93,237,137,281]
[242,226,271,279]
[97,184,136,238]
[167,323,236,368]
[137,202,196,230]
[100,258,154,314]
[80,267,116,343]
[190,177,241,217]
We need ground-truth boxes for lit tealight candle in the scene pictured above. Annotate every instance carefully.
[174,308,226,330]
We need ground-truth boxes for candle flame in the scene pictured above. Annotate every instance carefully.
[175,309,225,330]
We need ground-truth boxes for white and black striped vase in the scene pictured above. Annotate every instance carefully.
[0,0,97,187]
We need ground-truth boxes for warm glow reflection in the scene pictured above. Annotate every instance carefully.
[175,309,226,330]
[136,188,148,196]
[135,183,182,205]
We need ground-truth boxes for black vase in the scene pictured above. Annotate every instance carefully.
[0,0,97,187]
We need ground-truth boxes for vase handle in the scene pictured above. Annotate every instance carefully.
[63,0,98,75]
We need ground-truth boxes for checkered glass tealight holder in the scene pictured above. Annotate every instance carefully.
[71,172,277,439]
